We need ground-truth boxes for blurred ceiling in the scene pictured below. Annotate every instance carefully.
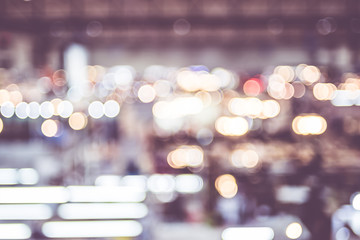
[0,0,359,46]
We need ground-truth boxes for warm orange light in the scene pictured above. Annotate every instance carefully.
[215,116,249,136]
[69,112,87,130]
[41,120,58,137]
[215,174,238,198]
[292,114,327,135]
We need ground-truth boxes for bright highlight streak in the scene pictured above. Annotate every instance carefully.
[0,187,68,203]
[58,203,148,219]
[67,186,146,203]
[42,220,142,238]
[222,227,275,240]
[0,118,3,134]
[64,44,88,100]
[0,204,52,220]
[0,223,31,239]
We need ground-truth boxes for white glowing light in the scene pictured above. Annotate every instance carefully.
[103,73,117,90]
[147,174,176,193]
[351,192,360,210]
[152,97,203,119]
[215,116,249,136]
[67,186,146,203]
[222,227,275,240]
[336,227,350,240]
[58,100,74,118]
[123,175,148,192]
[313,83,336,101]
[18,168,39,185]
[114,66,135,88]
[51,98,62,116]
[286,222,303,239]
[104,100,120,118]
[229,97,264,118]
[28,102,40,119]
[0,168,17,185]
[15,102,28,119]
[0,101,14,118]
[88,101,104,119]
[0,168,39,185]
[292,114,327,135]
[64,44,88,100]
[95,175,122,186]
[274,65,295,82]
[0,204,52,220]
[154,80,172,97]
[42,220,142,238]
[212,67,235,88]
[276,186,310,204]
[58,203,148,219]
[262,100,281,118]
[230,149,259,168]
[0,187,69,203]
[173,97,203,116]
[40,101,54,119]
[175,174,203,193]
[0,223,31,239]
[138,85,156,103]
[154,192,177,203]
[176,70,221,92]
[300,65,321,85]
[331,90,357,107]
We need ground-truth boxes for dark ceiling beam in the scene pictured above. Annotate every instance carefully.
[0,15,358,33]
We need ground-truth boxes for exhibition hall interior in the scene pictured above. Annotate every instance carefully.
[0,0,360,239]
